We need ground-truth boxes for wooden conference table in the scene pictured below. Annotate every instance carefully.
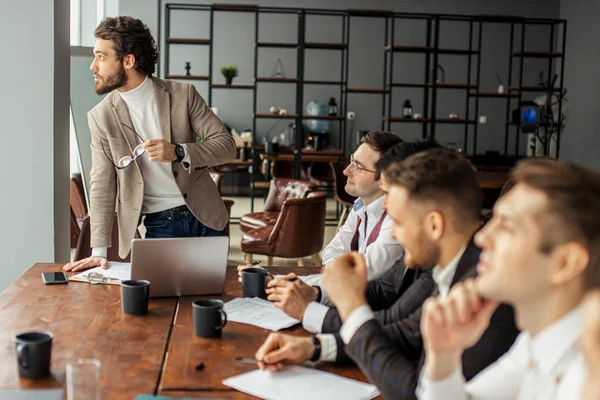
[0,264,373,399]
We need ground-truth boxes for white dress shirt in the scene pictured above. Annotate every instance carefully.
[320,196,402,280]
[431,246,466,298]
[302,196,403,333]
[316,246,467,362]
[417,306,586,400]
[92,76,191,258]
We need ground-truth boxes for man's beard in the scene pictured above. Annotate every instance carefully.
[403,236,440,270]
[94,64,127,95]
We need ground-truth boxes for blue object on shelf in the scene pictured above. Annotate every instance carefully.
[304,101,330,133]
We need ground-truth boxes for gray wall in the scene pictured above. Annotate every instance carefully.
[558,0,600,170]
[0,0,70,291]
[119,0,560,156]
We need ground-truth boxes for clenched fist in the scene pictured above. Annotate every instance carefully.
[143,139,176,162]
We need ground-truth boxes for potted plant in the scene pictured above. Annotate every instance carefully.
[220,64,238,85]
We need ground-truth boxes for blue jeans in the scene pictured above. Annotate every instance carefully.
[144,208,226,239]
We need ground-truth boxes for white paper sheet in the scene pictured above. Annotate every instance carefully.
[223,366,380,400]
[224,297,300,331]
[70,262,132,282]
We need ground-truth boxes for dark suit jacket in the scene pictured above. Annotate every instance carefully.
[339,241,520,400]
[321,259,434,334]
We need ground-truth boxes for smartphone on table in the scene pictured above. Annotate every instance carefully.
[41,272,69,285]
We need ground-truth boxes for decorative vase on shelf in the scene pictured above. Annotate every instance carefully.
[226,76,234,85]
[185,62,191,76]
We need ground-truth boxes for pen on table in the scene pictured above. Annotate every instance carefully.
[235,356,315,368]
[235,357,261,365]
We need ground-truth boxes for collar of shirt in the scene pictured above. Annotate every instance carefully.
[525,305,583,375]
[118,75,154,104]
[432,245,467,297]
[352,195,385,221]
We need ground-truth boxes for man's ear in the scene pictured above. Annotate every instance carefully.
[425,210,445,241]
[550,242,589,287]
[122,54,135,70]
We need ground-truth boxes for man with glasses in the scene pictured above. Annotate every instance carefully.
[64,16,235,272]
[238,132,405,325]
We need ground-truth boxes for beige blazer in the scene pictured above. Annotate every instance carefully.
[87,77,236,258]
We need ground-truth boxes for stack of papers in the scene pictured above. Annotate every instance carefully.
[224,297,300,331]
[69,262,132,283]
[223,365,380,400]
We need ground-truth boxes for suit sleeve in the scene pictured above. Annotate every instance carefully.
[184,84,236,171]
[88,111,117,248]
[322,269,434,335]
[343,317,423,400]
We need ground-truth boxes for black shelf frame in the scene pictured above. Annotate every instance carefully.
[472,16,567,157]
[159,3,568,204]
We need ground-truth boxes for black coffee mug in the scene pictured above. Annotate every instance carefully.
[121,280,150,316]
[13,331,53,379]
[192,300,227,338]
[242,268,269,299]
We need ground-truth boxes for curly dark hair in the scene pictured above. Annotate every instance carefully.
[94,16,159,76]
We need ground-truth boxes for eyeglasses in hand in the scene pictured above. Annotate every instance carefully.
[100,123,146,169]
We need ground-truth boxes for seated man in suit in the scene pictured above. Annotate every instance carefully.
[418,158,600,399]
[254,148,519,400]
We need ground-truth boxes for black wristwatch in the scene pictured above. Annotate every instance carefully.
[310,335,322,362]
[174,144,185,162]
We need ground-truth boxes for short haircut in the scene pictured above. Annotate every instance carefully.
[375,139,441,180]
[360,131,403,156]
[94,16,159,76]
[511,158,600,289]
[385,148,483,227]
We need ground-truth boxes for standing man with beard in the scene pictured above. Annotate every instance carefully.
[64,16,236,272]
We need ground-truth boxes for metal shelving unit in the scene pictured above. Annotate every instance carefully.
[159,3,568,198]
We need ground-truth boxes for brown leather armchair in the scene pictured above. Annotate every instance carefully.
[330,162,357,231]
[74,214,140,262]
[240,178,317,234]
[70,173,88,248]
[241,192,327,266]
[70,173,88,220]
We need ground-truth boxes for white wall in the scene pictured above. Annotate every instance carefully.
[0,0,70,291]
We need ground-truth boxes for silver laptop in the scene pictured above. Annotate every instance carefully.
[130,236,229,298]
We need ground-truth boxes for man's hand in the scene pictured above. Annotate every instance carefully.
[237,264,272,283]
[421,278,499,380]
[322,252,368,321]
[255,333,314,372]
[143,139,176,162]
[63,256,108,272]
[266,273,319,320]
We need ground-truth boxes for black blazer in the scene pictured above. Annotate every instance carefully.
[338,240,520,400]
[321,259,434,334]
